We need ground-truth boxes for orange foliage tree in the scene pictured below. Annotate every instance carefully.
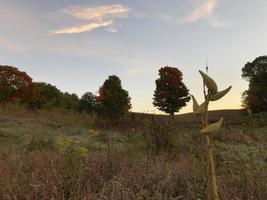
[0,65,33,102]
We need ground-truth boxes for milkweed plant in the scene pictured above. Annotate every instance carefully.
[191,70,232,200]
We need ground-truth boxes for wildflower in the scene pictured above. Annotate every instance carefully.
[79,147,88,155]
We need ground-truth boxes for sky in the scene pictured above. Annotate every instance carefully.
[0,0,267,114]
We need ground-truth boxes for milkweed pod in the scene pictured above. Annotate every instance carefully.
[191,95,199,113]
[197,101,207,114]
[201,117,224,135]
[209,86,232,101]
[199,70,218,94]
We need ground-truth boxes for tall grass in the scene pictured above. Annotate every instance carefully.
[0,104,266,199]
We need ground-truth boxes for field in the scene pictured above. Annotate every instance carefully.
[0,104,266,200]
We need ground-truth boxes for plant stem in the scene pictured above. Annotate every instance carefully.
[203,82,212,200]
[202,116,211,200]
[203,102,213,200]
[203,86,219,200]
[203,99,219,200]
[206,135,219,200]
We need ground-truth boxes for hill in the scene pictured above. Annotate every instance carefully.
[0,104,266,199]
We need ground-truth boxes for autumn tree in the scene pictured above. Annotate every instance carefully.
[22,83,43,109]
[153,66,190,116]
[0,65,33,102]
[242,56,267,113]
[79,92,97,113]
[97,75,131,119]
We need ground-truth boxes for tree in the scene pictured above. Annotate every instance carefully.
[31,82,63,109]
[0,65,33,102]
[242,56,267,113]
[97,75,131,119]
[22,83,43,109]
[79,92,97,113]
[153,66,190,116]
[61,92,80,111]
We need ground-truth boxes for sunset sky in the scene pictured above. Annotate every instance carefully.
[0,0,267,114]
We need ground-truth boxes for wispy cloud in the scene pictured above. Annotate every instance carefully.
[183,0,229,27]
[185,0,217,22]
[62,4,130,20]
[53,21,112,34]
[53,4,130,34]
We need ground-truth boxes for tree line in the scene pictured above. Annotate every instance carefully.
[0,65,131,119]
[0,55,266,118]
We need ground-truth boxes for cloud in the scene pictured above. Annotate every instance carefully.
[183,0,230,28]
[62,4,130,20]
[185,0,217,22]
[53,4,130,34]
[53,20,112,34]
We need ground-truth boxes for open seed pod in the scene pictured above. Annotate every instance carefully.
[192,95,199,113]
[197,101,207,114]
[192,95,207,115]
[201,117,224,135]
[209,86,232,101]
[199,70,218,94]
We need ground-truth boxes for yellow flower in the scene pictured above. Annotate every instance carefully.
[79,147,88,155]
[62,138,73,145]
[88,129,99,136]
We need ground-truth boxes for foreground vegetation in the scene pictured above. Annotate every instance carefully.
[0,104,266,199]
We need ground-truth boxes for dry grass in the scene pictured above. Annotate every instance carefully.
[0,148,266,200]
[0,104,266,199]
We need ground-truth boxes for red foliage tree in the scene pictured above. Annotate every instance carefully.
[153,66,190,116]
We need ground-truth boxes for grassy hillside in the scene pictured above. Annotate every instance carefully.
[0,104,266,199]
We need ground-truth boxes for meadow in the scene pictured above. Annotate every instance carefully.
[0,104,266,200]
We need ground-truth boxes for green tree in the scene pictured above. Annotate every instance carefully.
[97,75,131,119]
[153,66,190,116]
[242,56,267,113]
[31,82,63,109]
[0,65,33,102]
[79,92,97,113]
[62,92,80,111]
